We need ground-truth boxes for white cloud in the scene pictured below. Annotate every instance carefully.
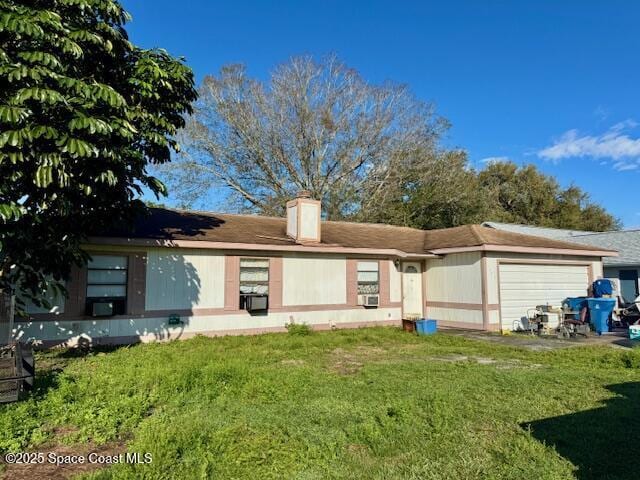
[480,156,509,165]
[613,161,639,171]
[538,121,640,168]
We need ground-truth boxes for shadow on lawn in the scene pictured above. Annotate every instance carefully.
[29,343,131,399]
[524,382,640,480]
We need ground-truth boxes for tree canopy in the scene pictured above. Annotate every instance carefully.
[161,55,448,219]
[163,55,618,232]
[0,0,196,309]
[367,158,620,231]
[478,161,620,231]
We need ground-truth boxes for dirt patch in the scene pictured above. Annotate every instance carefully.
[1,438,126,480]
[329,348,365,375]
[428,355,542,369]
[280,359,305,366]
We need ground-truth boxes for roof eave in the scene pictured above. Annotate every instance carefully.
[85,236,437,258]
[427,244,618,257]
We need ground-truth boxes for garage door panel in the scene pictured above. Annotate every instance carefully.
[499,263,589,331]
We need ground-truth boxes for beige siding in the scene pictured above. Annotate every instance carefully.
[591,260,604,279]
[485,256,500,305]
[286,204,297,238]
[427,307,483,325]
[300,203,319,239]
[282,254,346,306]
[145,248,225,311]
[389,260,402,303]
[425,252,482,304]
[24,285,65,314]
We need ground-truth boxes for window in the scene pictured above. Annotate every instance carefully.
[357,261,379,294]
[85,255,128,315]
[239,258,269,309]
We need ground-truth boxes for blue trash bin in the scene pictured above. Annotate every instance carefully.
[586,298,616,335]
[416,319,437,335]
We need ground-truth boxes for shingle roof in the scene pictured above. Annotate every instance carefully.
[422,224,609,252]
[482,222,637,265]
[567,231,640,266]
[103,208,428,253]
[99,208,616,256]
[481,221,594,239]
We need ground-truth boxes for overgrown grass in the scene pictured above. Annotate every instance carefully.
[1,327,639,479]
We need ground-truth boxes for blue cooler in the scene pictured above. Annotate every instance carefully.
[586,298,616,335]
[416,319,437,335]
[563,297,587,320]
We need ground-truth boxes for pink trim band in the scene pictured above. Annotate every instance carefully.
[429,244,616,257]
[86,237,437,259]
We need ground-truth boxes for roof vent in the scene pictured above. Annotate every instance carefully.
[286,192,321,243]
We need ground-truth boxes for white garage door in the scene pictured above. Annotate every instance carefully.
[499,263,589,331]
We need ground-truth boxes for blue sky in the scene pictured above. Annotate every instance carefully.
[122,0,640,227]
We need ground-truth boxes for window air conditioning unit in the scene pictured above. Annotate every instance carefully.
[358,294,379,307]
[246,295,268,312]
[92,301,114,317]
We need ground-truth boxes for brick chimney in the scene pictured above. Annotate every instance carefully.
[286,191,321,243]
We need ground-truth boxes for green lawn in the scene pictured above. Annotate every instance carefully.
[1,327,639,479]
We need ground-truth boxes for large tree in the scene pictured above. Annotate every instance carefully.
[0,0,196,310]
[478,161,620,231]
[161,55,448,219]
[356,149,490,230]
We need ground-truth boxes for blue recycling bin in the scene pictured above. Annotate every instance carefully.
[586,298,616,335]
[416,319,437,335]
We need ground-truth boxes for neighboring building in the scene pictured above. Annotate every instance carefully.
[483,222,640,303]
[15,196,616,347]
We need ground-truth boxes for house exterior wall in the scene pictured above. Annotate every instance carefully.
[14,246,401,347]
[389,260,402,303]
[282,254,347,306]
[145,248,225,311]
[24,284,66,315]
[14,307,402,347]
[424,252,485,329]
[300,203,320,240]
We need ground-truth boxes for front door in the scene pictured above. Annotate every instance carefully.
[402,262,423,319]
[620,270,639,303]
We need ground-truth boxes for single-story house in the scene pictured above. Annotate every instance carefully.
[483,222,640,303]
[16,195,617,346]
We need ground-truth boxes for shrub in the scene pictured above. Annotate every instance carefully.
[285,323,313,336]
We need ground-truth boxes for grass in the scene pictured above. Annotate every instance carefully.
[1,327,639,479]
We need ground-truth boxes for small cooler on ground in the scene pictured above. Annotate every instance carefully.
[629,325,640,341]
[587,298,616,335]
[416,319,437,335]
[563,297,588,320]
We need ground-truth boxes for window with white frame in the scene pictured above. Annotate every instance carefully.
[357,261,379,295]
[239,258,269,309]
[85,255,128,315]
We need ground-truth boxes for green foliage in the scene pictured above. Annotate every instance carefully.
[285,322,313,336]
[0,0,197,308]
[0,328,639,479]
[365,157,620,231]
[479,161,621,231]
